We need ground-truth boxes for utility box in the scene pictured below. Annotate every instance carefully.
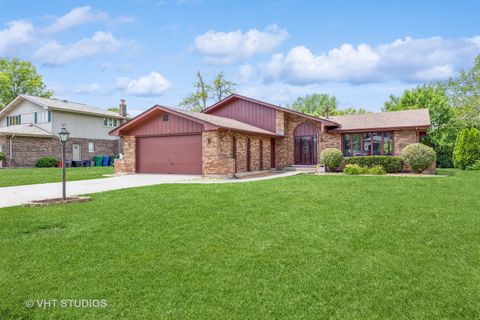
[318,164,326,173]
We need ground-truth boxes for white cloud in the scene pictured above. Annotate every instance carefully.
[264,35,480,84]
[0,20,35,56]
[33,31,125,65]
[44,6,108,34]
[194,24,289,64]
[238,64,255,83]
[116,72,171,96]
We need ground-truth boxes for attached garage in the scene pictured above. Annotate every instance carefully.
[137,135,202,174]
[110,104,281,176]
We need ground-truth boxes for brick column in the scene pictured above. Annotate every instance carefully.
[115,136,136,175]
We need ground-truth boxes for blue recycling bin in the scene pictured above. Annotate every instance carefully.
[102,156,110,166]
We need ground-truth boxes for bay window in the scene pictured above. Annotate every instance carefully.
[342,132,394,156]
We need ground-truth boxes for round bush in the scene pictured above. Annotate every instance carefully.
[320,148,343,171]
[36,157,58,168]
[401,143,436,173]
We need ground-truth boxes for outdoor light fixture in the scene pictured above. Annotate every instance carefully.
[58,124,70,200]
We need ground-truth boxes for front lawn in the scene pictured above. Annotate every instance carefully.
[1,169,479,319]
[0,166,114,187]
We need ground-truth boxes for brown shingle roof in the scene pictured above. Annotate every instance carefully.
[329,109,431,132]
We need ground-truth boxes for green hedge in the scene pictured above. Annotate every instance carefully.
[0,152,3,161]
[344,164,386,175]
[344,156,403,173]
[36,157,58,168]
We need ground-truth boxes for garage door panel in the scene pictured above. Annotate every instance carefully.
[137,135,202,174]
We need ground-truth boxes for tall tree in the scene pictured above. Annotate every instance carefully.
[447,54,480,128]
[180,71,210,111]
[180,71,236,111]
[211,71,235,102]
[0,58,53,109]
[289,94,368,117]
[383,83,456,167]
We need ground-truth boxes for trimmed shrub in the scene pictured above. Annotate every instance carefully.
[320,148,343,171]
[466,160,480,171]
[343,164,386,175]
[401,143,436,173]
[0,152,3,161]
[36,157,58,168]
[453,128,480,170]
[345,156,403,173]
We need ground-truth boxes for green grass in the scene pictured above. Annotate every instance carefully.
[1,169,479,319]
[0,166,114,187]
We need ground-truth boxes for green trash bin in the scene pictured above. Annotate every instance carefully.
[93,156,103,167]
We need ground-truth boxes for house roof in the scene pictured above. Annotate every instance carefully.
[0,123,54,137]
[0,95,127,120]
[329,109,431,132]
[110,105,282,137]
[202,93,341,127]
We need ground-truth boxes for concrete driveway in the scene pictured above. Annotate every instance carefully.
[0,174,200,208]
[0,171,301,208]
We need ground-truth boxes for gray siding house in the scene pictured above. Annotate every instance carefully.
[0,95,128,167]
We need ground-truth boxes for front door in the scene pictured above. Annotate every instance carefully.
[72,144,81,161]
[294,136,317,165]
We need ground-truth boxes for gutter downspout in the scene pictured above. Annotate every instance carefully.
[9,134,14,168]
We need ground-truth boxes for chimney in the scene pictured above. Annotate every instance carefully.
[119,99,127,117]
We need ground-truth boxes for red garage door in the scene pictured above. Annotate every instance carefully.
[137,135,202,174]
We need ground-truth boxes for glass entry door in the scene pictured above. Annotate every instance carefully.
[294,136,317,165]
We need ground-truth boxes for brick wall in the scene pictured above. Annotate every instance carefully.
[276,113,340,168]
[202,131,272,177]
[0,136,118,167]
[394,129,419,156]
[114,135,136,175]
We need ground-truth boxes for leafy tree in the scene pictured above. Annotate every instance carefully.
[180,71,235,111]
[289,94,369,117]
[290,94,338,117]
[447,54,480,129]
[453,128,480,169]
[383,84,456,167]
[334,107,369,115]
[211,71,235,102]
[0,58,53,109]
[108,107,119,113]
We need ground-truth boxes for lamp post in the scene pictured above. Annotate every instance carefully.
[58,125,70,200]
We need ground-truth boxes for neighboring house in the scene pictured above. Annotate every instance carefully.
[110,94,431,176]
[0,95,128,167]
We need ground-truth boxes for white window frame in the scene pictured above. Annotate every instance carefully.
[88,142,95,153]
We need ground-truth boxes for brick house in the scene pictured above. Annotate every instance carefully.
[0,95,128,167]
[111,94,431,176]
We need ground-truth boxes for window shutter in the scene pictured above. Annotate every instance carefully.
[48,111,51,122]
[34,112,38,124]
[18,115,21,124]
[6,117,9,127]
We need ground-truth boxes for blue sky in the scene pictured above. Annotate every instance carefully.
[1,0,479,115]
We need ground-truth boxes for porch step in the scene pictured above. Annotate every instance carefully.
[282,165,317,173]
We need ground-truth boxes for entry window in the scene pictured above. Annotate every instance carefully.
[88,142,95,153]
[6,115,21,126]
[103,118,118,127]
[342,132,393,156]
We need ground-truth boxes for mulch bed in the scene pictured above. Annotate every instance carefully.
[23,196,91,207]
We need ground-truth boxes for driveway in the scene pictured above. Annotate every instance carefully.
[0,171,301,208]
[0,174,199,208]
